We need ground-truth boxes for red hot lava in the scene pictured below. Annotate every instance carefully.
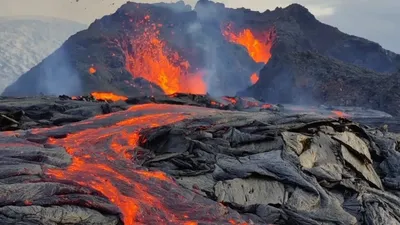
[250,73,259,84]
[331,110,350,118]
[91,92,128,101]
[222,23,275,85]
[36,104,249,225]
[122,15,207,95]
[222,23,275,64]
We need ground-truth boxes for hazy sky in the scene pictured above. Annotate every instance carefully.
[1,0,399,53]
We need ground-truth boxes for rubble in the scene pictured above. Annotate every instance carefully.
[0,96,128,130]
[0,96,399,224]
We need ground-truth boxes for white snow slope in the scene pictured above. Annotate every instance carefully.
[0,17,86,93]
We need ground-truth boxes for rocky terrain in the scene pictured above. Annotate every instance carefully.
[0,17,85,93]
[240,51,400,116]
[3,1,400,117]
[0,94,400,224]
[2,1,400,225]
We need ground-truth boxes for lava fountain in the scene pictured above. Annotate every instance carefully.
[222,23,275,84]
[222,23,275,64]
[123,15,207,95]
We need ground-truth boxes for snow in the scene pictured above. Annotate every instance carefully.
[0,17,86,93]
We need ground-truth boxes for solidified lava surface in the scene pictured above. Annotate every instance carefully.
[26,104,249,225]
[1,96,400,225]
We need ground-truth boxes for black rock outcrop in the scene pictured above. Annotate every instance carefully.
[240,51,400,116]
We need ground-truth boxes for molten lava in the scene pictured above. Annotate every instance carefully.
[222,23,275,64]
[38,104,249,225]
[332,110,350,118]
[123,16,207,95]
[250,73,259,84]
[89,66,96,74]
[91,92,128,102]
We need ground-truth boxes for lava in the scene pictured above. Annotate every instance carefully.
[89,66,96,74]
[123,16,207,95]
[39,104,248,225]
[222,23,275,64]
[332,110,350,118]
[250,73,259,84]
[222,96,237,105]
[91,92,128,101]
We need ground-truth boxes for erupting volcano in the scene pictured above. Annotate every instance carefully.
[2,1,400,225]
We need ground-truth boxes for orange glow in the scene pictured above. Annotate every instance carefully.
[331,110,350,118]
[91,92,128,101]
[123,16,207,95]
[89,67,96,74]
[223,23,275,64]
[46,110,191,224]
[41,104,249,224]
[261,104,272,109]
[250,73,259,84]
[223,96,237,105]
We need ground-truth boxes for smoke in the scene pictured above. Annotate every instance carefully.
[186,22,221,95]
[38,46,82,96]
[185,0,255,96]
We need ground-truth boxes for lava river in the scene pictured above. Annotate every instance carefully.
[29,103,249,225]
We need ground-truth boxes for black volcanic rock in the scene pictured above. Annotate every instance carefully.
[1,96,400,224]
[240,51,400,115]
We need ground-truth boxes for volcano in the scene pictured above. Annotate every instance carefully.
[3,0,400,115]
[1,1,400,225]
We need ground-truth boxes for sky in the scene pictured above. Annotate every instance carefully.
[0,0,399,53]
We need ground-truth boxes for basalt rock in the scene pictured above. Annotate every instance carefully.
[0,96,128,130]
[0,97,399,224]
[241,51,400,116]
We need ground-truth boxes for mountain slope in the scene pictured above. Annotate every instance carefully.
[3,1,400,115]
[239,51,400,115]
[0,17,86,92]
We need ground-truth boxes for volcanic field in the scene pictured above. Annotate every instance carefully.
[1,1,400,225]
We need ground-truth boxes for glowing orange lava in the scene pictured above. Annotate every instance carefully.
[332,110,350,118]
[89,66,96,74]
[91,92,128,101]
[223,23,275,64]
[40,104,247,225]
[250,73,259,84]
[223,96,237,105]
[123,16,207,95]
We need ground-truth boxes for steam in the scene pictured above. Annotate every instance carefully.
[186,22,222,96]
[38,46,82,96]
[186,0,255,96]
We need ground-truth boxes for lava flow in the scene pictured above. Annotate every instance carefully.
[123,15,207,95]
[222,23,275,64]
[332,110,350,118]
[91,92,128,101]
[250,73,259,84]
[37,104,248,225]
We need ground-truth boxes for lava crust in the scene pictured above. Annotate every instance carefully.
[1,96,400,225]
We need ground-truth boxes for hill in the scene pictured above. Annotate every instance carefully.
[0,17,85,92]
